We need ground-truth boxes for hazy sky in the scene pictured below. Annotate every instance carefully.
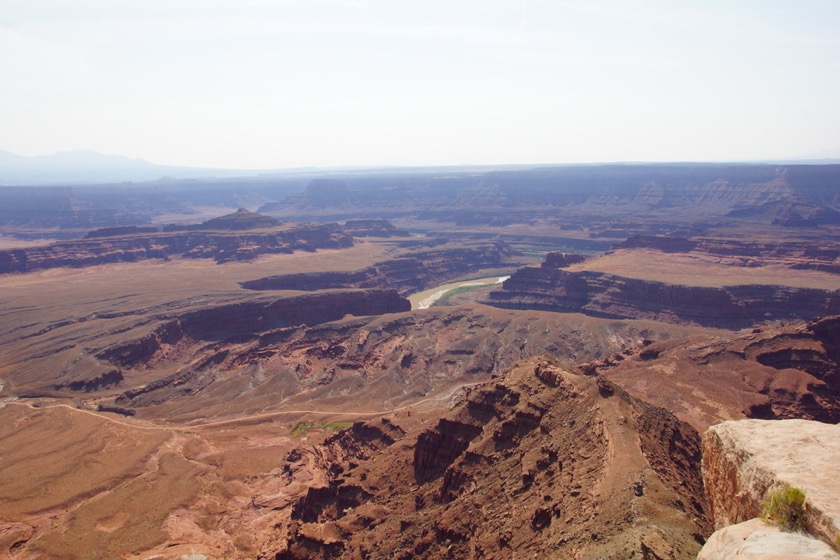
[2,0,839,169]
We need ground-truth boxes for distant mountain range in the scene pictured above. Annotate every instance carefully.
[1,148,839,187]
[0,149,264,186]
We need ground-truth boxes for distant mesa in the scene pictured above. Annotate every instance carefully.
[240,242,519,296]
[259,179,352,214]
[85,225,160,238]
[255,163,840,222]
[341,219,411,237]
[0,221,353,273]
[618,235,699,253]
[484,249,840,329]
[164,208,279,231]
[83,209,282,236]
[306,178,349,199]
[540,251,587,268]
[772,202,840,228]
[298,179,351,210]
[726,200,840,227]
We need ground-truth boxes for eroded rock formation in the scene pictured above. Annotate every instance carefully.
[701,419,840,544]
[94,289,411,406]
[589,315,840,430]
[618,235,840,273]
[541,251,587,269]
[260,164,840,222]
[700,419,840,558]
[241,242,519,295]
[484,265,840,329]
[86,307,689,418]
[0,223,353,273]
[163,208,279,231]
[273,357,710,559]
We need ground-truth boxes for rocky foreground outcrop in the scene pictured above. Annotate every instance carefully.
[484,264,840,329]
[271,357,710,559]
[698,518,840,560]
[700,419,840,558]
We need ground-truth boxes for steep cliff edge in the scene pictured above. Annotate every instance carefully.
[698,518,840,560]
[259,164,840,221]
[484,265,840,329]
[700,419,840,558]
[241,242,519,295]
[0,223,353,273]
[618,235,840,274]
[272,357,710,559]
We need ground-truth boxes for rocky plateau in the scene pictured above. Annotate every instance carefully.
[0,162,839,559]
[240,242,519,296]
[0,219,356,273]
[484,249,840,330]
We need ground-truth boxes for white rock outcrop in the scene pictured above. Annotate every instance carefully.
[698,518,840,560]
[701,419,840,555]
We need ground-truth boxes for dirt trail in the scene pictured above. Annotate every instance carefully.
[180,381,485,430]
[3,380,485,432]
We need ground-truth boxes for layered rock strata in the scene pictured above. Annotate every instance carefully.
[241,242,518,295]
[88,307,681,417]
[162,208,279,231]
[619,235,840,273]
[701,419,840,549]
[0,223,353,273]
[273,357,710,559]
[260,164,840,221]
[98,288,410,369]
[590,315,840,430]
[484,266,840,329]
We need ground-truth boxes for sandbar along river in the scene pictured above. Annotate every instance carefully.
[408,276,510,310]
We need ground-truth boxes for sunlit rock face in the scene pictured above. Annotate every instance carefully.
[701,419,840,556]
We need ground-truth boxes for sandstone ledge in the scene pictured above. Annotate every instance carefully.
[702,419,840,550]
[698,518,840,560]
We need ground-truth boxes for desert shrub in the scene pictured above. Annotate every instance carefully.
[290,421,353,438]
[762,485,807,531]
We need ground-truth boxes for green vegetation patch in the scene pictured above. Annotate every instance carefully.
[762,485,807,532]
[289,421,353,438]
[432,283,495,307]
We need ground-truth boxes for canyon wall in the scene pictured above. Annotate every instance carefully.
[241,242,519,295]
[619,235,840,273]
[0,224,353,273]
[97,289,410,368]
[484,266,840,329]
[261,164,840,221]
[700,419,840,558]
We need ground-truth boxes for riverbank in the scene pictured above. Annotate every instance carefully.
[408,276,509,310]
